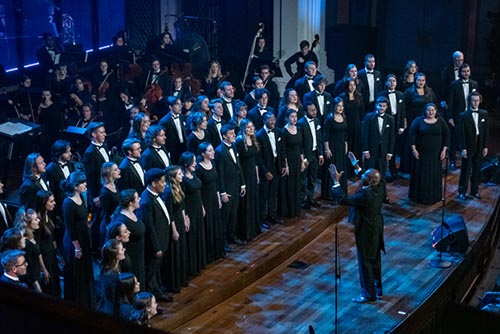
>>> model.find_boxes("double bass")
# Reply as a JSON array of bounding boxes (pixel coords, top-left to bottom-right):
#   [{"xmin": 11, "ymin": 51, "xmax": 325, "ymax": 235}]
[{"xmin": 241, "ymin": 23, "xmax": 264, "ymax": 92}]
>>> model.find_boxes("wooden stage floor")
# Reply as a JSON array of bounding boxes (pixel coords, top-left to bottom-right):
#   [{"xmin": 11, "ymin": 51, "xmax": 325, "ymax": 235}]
[{"xmin": 150, "ymin": 168, "xmax": 500, "ymax": 334}]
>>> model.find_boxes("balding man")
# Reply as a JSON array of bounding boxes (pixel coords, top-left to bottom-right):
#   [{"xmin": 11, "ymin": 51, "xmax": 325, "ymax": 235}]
[{"xmin": 330, "ymin": 159, "xmax": 385, "ymax": 304}]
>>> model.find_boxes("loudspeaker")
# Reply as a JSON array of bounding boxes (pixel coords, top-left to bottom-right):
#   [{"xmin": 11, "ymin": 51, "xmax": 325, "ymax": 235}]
[{"xmin": 431, "ymin": 215, "xmax": 469, "ymax": 253}]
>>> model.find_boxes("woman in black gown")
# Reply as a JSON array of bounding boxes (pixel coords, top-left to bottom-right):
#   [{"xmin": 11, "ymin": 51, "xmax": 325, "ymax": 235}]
[
  {"xmin": 98, "ymin": 238, "xmax": 127, "ymax": 317},
  {"xmin": 401, "ymin": 72, "xmax": 438, "ymax": 173},
  {"xmin": 323, "ymin": 97, "xmax": 349, "ymax": 195},
  {"xmin": 408, "ymin": 103, "xmax": 450, "ymax": 204},
  {"xmin": 162, "ymin": 166, "xmax": 189, "ymax": 293},
  {"xmin": 281, "ymin": 109, "xmax": 306, "ymax": 218},
  {"xmin": 235, "ymin": 118, "xmax": 261, "ymax": 241},
  {"xmin": 277, "ymin": 88, "xmax": 303, "ymax": 129},
  {"xmin": 202, "ymin": 61, "xmax": 225, "ymax": 100},
  {"xmin": 61, "ymin": 171, "xmax": 96, "ymax": 310},
  {"xmin": 195, "ymin": 142, "xmax": 223, "ymax": 263},
  {"xmin": 99, "ymin": 162, "xmax": 121, "ymax": 250},
  {"xmin": 338, "ymin": 77, "xmax": 364, "ymax": 173},
  {"xmin": 109, "ymin": 189, "xmax": 146, "ymax": 289},
  {"xmin": 400, "ymin": 60, "xmax": 419, "ymax": 92},
  {"xmin": 186, "ymin": 112, "xmax": 210, "ymax": 153},
  {"xmin": 179, "ymin": 152, "xmax": 206, "ymax": 277},
  {"xmin": 35, "ymin": 190, "xmax": 61, "ymax": 297},
  {"xmin": 228, "ymin": 101, "xmax": 248, "ymax": 136}
]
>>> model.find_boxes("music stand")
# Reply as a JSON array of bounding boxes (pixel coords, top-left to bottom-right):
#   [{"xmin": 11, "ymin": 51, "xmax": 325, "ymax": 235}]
[{"xmin": 429, "ymin": 154, "xmax": 452, "ymax": 268}]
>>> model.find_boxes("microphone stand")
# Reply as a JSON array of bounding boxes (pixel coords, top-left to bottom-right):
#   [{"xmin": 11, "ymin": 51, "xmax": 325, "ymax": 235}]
[
  {"xmin": 334, "ymin": 220, "xmax": 340, "ymax": 334},
  {"xmin": 430, "ymin": 153, "xmax": 452, "ymax": 268}
]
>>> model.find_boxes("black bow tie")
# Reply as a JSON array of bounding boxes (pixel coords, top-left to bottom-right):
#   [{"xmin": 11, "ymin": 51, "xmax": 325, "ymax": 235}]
[
  {"xmin": 308, "ymin": 118, "xmax": 315, "ymax": 123},
  {"xmin": 152, "ymin": 193, "xmax": 159, "ymax": 199},
  {"xmin": 306, "ymin": 76, "xmax": 314, "ymax": 80},
  {"xmin": 214, "ymin": 120, "xmax": 222, "ymax": 124},
  {"xmin": 153, "ymin": 146, "xmax": 162, "ymax": 152},
  {"xmin": 59, "ymin": 162, "xmax": 68, "ymax": 168},
  {"xmin": 316, "ymin": 92, "xmax": 324, "ymax": 96},
  {"xmin": 267, "ymin": 129, "xmax": 273, "ymax": 134},
  {"xmin": 462, "ymin": 81, "xmax": 469, "ymax": 84},
  {"xmin": 129, "ymin": 159, "xmax": 139, "ymax": 164},
  {"xmin": 388, "ymin": 91, "xmax": 395, "ymax": 94},
  {"xmin": 172, "ymin": 115, "xmax": 179, "ymax": 120},
  {"xmin": 472, "ymin": 110, "xmax": 478, "ymax": 113},
  {"xmin": 378, "ymin": 114, "xmax": 385, "ymax": 118},
  {"xmin": 259, "ymin": 107, "xmax": 267, "ymax": 111},
  {"xmin": 366, "ymin": 70, "xmax": 374, "ymax": 74},
  {"xmin": 94, "ymin": 144, "xmax": 104, "ymax": 150}
]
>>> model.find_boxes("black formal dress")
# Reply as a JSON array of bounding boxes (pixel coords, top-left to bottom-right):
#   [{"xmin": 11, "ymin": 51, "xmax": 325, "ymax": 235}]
[
  {"xmin": 339, "ymin": 93, "xmax": 364, "ymax": 175},
  {"xmin": 37, "ymin": 216, "xmax": 61, "ymax": 297},
  {"xmin": 183, "ymin": 174, "xmax": 206, "ymax": 277},
  {"xmin": 45, "ymin": 161, "xmax": 75, "ymax": 234},
  {"xmin": 186, "ymin": 130, "xmax": 211, "ymax": 154},
  {"xmin": 282, "ymin": 126, "xmax": 304, "ymax": 218},
  {"xmin": 323, "ymin": 114, "xmax": 348, "ymax": 194},
  {"xmin": 332, "ymin": 182, "xmax": 385, "ymax": 301},
  {"xmin": 235, "ymin": 137, "xmax": 260, "ymax": 241},
  {"xmin": 408, "ymin": 116, "xmax": 450, "ymax": 204},
  {"xmin": 113, "ymin": 213, "xmax": 146, "ymax": 289},
  {"xmin": 24, "ymin": 238, "xmax": 42, "ymax": 292},
  {"xmin": 98, "ymin": 186, "xmax": 119, "ymax": 247},
  {"xmin": 400, "ymin": 86, "xmax": 437, "ymax": 172},
  {"xmin": 195, "ymin": 161, "xmax": 224, "ymax": 263},
  {"xmin": 162, "ymin": 186, "xmax": 188, "ymax": 293},
  {"xmin": 62, "ymin": 196, "xmax": 95, "ymax": 310}
]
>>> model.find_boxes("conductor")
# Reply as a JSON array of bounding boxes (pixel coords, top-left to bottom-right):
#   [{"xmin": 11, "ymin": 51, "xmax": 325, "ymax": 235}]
[{"xmin": 330, "ymin": 155, "xmax": 385, "ymax": 304}]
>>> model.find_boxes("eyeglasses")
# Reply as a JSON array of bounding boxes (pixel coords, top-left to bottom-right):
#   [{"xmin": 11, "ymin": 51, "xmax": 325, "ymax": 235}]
[{"xmin": 15, "ymin": 261, "xmax": 28, "ymax": 267}]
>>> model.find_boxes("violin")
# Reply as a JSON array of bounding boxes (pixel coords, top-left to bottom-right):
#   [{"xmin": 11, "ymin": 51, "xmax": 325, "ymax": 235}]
[{"xmin": 97, "ymin": 69, "xmax": 114, "ymax": 101}]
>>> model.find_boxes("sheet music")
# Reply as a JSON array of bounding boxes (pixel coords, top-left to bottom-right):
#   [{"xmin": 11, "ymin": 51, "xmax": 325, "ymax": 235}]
[{"xmin": 0, "ymin": 121, "xmax": 33, "ymax": 136}]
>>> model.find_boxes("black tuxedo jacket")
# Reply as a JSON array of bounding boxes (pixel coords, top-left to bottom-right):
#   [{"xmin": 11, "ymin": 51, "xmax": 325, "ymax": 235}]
[
  {"xmin": 303, "ymin": 90, "xmax": 334, "ymax": 126},
  {"xmin": 207, "ymin": 118, "xmax": 226, "ymax": 148},
  {"xmin": 294, "ymin": 75, "xmax": 316, "ymax": 102},
  {"xmin": 215, "ymin": 142, "xmax": 246, "ymax": 196},
  {"xmin": 361, "ymin": 112, "xmax": 395, "ymax": 158},
  {"xmin": 140, "ymin": 145, "xmax": 171, "ymax": 171},
  {"xmin": 297, "ymin": 116, "xmax": 324, "ymax": 161},
  {"xmin": 447, "ymin": 79, "xmax": 479, "ymax": 122},
  {"xmin": 220, "ymin": 98, "xmax": 237, "ymax": 122},
  {"xmin": 35, "ymin": 46, "xmax": 62, "ymax": 72},
  {"xmin": 82, "ymin": 143, "xmax": 109, "ymax": 201},
  {"xmin": 457, "ymin": 109, "xmax": 489, "ymax": 155},
  {"xmin": 440, "ymin": 64, "xmax": 458, "ymax": 102},
  {"xmin": 45, "ymin": 161, "xmax": 76, "ymax": 217},
  {"xmin": 256, "ymin": 127, "xmax": 283, "ymax": 177},
  {"xmin": 333, "ymin": 183, "xmax": 385, "ymax": 258},
  {"xmin": 358, "ymin": 69, "xmax": 383, "ymax": 108},
  {"xmin": 19, "ymin": 176, "xmax": 49, "ymax": 209},
  {"xmin": 158, "ymin": 112, "xmax": 187, "ymax": 164},
  {"xmin": 377, "ymin": 90, "xmax": 406, "ymax": 130},
  {"xmin": 247, "ymin": 106, "xmax": 275, "ymax": 130},
  {"xmin": 117, "ymin": 158, "xmax": 146, "ymax": 194},
  {"xmin": 138, "ymin": 190, "xmax": 171, "ymax": 257},
  {"xmin": 144, "ymin": 70, "xmax": 173, "ymax": 97},
  {"xmin": 263, "ymin": 78, "xmax": 280, "ymax": 112}
]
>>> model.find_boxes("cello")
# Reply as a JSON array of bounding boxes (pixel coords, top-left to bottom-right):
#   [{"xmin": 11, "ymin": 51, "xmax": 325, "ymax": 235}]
[{"xmin": 241, "ymin": 22, "xmax": 264, "ymax": 93}]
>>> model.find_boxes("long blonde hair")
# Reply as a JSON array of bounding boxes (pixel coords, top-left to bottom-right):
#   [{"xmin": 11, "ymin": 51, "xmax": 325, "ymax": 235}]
[{"xmin": 166, "ymin": 166, "xmax": 185, "ymax": 203}]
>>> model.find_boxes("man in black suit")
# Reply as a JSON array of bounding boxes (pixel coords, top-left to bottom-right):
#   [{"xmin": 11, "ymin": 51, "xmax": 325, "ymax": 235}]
[
  {"xmin": 259, "ymin": 64, "xmax": 280, "ymax": 112},
  {"xmin": 158, "ymin": 96, "xmax": 187, "ymax": 164},
  {"xmin": 117, "ymin": 138, "xmax": 146, "ymax": 194},
  {"xmin": 207, "ymin": 99, "xmax": 226, "ymax": 148},
  {"xmin": 45, "ymin": 140, "xmax": 75, "ymax": 233},
  {"xmin": 358, "ymin": 54, "xmax": 383, "ymax": 113},
  {"xmin": 138, "ymin": 168, "xmax": 174, "ymax": 302},
  {"xmin": 441, "ymin": 50, "xmax": 464, "ymax": 107},
  {"xmin": 284, "ymin": 40, "xmax": 319, "ymax": 90},
  {"xmin": 457, "ymin": 92, "xmax": 489, "ymax": 200},
  {"xmin": 330, "ymin": 163, "xmax": 385, "ymax": 304},
  {"xmin": 247, "ymin": 88, "xmax": 274, "ymax": 131},
  {"xmin": 256, "ymin": 112, "xmax": 284, "ymax": 227},
  {"xmin": 219, "ymin": 81, "xmax": 237, "ymax": 122},
  {"xmin": 81, "ymin": 122, "xmax": 110, "ymax": 258},
  {"xmin": 35, "ymin": 33, "xmax": 62, "ymax": 73},
  {"xmin": 0, "ymin": 249, "xmax": 29, "ymax": 289},
  {"xmin": 140, "ymin": 58, "xmax": 173, "ymax": 121},
  {"xmin": 297, "ymin": 101, "xmax": 324, "ymax": 209},
  {"xmin": 294, "ymin": 61, "xmax": 318, "ymax": 103},
  {"xmin": 376, "ymin": 75, "xmax": 406, "ymax": 180},
  {"xmin": 140, "ymin": 124, "xmax": 171, "ymax": 171},
  {"xmin": 447, "ymin": 63, "xmax": 479, "ymax": 171},
  {"xmin": 19, "ymin": 153, "xmax": 50, "ymax": 209},
  {"xmin": 0, "ymin": 180, "xmax": 13, "ymax": 237},
  {"xmin": 361, "ymin": 97, "xmax": 395, "ymax": 204},
  {"xmin": 303, "ymin": 74, "xmax": 333, "ymax": 127},
  {"xmin": 215, "ymin": 124, "xmax": 246, "ymax": 252}
]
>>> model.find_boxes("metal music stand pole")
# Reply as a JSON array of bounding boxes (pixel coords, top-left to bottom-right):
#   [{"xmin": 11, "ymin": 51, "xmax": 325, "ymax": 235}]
[
  {"xmin": 430, "ymin": 153, "xmax": 452, "ymax": 268},
  {"xmin": 334, "ymin": 221, "xmax": 340, "ymax": 334}
]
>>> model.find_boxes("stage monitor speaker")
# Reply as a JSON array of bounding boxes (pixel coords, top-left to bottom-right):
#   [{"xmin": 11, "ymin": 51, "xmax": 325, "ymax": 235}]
[{"xmin": 431, "ymin": 215, "xmax": 469, "ymax": 253}]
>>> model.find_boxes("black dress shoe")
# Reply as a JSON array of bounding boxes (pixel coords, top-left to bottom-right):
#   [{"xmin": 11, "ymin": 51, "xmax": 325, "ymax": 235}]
[
  {"xmin": 449, "ymin": 162, "xmax": 456, "ymax": 171},
  {"xmin": 471, "ymin": 193, "xmax": 482, "ymax": 199},
  {"xmin": 458, "ymin": 193, "xmax": 468, "ymax": 201},
  {"xmin": 310, "ymin": 199, "xmax": 321, "ymax": 207},
  {"xmin": 261, "ymin": 222, "xmax": 270, "ymax": 229},
  {"xmin": 382, "ymin": 197, "xmax": 391, "ymax": 204},
  {"xmin": 352, "ymin": 295, "xmax": 376, "ymax": 304}
]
